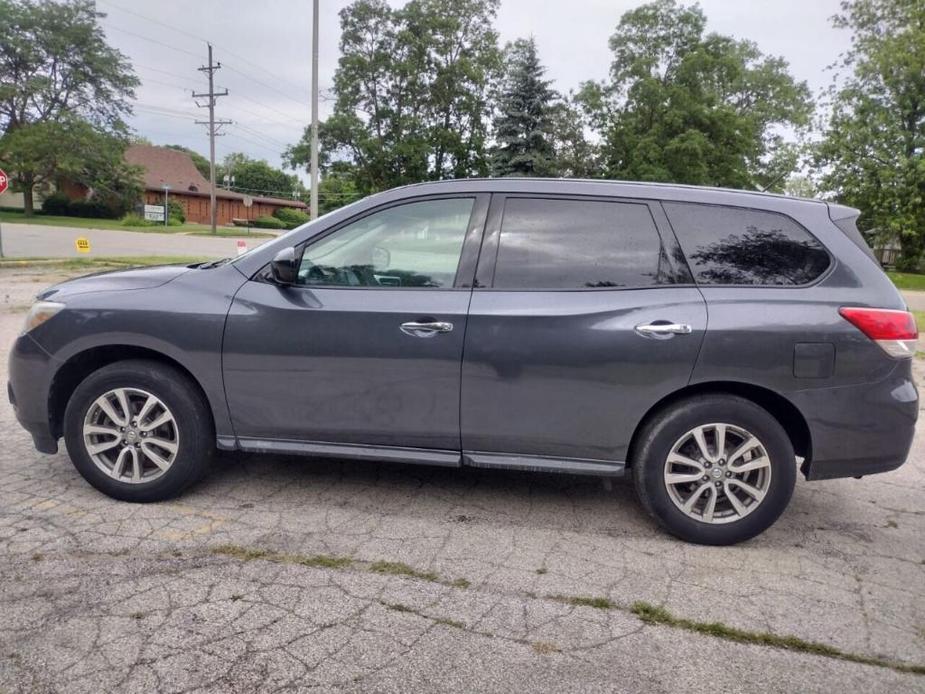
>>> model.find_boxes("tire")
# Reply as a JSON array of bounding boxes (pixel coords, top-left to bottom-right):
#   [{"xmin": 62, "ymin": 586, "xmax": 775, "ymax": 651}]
[
  {"xmin": 632, "ymin": 394, "xmax": 796, "ymax": 545},
  {"xmin": 63, "ymin": 359, "xmax": 213, "ymax": 502}
]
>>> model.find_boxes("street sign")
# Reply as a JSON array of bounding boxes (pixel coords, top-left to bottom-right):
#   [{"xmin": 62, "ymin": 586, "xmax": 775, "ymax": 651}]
[
  {"xmin": 0, "ymin": 168, "xmax": 8, "ymax": 195},
  {"xmin": 75, "ymin": 237, "xmax": 90, "ymax": 253},
  {"xmin": 144, "ymin": 204, "xmax": 165, "ymax": 222},
  {"xmin": 236, "ymin": 239, "xmax": 248, "ymax": 256},
  {"xmin": 242, "ymin": 195, "xmax": 253, "ymax": 208}
]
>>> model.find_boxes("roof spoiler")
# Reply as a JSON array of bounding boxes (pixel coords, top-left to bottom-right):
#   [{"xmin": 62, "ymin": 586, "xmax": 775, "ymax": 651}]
[{"xmin": 827, "ymin": 203, "xmax": 877, "ymax": 262}]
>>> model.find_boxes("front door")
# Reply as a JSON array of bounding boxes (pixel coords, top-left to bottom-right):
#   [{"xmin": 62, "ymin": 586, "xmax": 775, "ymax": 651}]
[
  {"xmin": 223, "ymin": 195, "xmax": 488, "ymax": 453},
  {"xmin": 461, "ymin": 195, "xmax": 707, "ymax": 466}
]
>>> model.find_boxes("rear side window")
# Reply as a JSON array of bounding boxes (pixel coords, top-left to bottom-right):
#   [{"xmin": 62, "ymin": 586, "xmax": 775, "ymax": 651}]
[
  {"xmin": 492, "ymin": 198, "xmax": 665, "ymax": 289},
  {"xmin": 664, "ymin": 202, "xmax": 830, "ymax": 286}
]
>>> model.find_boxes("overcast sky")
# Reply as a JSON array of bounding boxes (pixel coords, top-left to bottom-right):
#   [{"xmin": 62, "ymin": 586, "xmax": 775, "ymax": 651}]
[{"xmin": 97, "ymin": 0, "xmax": 851, "ymax": 191}]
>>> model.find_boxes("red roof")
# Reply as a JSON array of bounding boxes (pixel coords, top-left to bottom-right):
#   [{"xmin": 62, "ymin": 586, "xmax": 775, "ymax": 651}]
[{"xmin": 124, "ymin": 145, "xmax": 306, "ymax": 208}]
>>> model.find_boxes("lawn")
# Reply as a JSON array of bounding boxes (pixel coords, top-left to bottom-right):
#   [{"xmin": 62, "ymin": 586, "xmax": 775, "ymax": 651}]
[
  {"xmin": 188, "ymin": 229, "xmax": 275, "ymax": 238},
  {"xmin": 886, "ymin": 271, "xmax": 925, "ymax": 291},
  {"xmin": 0, "ymin": 255, "xmax": 210, "ymax": 271},
  {"xmin": 0, "ymin": 209, "xmax": 237, "ymax": 235}
]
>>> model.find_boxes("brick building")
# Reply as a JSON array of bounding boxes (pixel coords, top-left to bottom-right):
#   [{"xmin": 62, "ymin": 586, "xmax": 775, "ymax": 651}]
[{"xmin": 125, "ymin": 145, "xmax": 306, "ymax": 225}]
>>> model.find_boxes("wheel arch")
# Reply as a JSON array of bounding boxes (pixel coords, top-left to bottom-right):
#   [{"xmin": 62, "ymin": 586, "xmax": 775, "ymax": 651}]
[
  {"xmin": 626, "ymin": 381, "xmax": 812, "ymax": 467},
  {"xmin": 48, "ymin": 345, "xmax": 214, "ymax": 440}
]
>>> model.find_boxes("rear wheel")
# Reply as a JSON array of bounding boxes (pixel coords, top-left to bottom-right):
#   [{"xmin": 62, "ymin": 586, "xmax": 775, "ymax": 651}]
[
  {"xmin": 64, "ymin": 360, "xmax": 213, "ymax": 502},
  {"xmin": 632, "ymin": 395, "xmax": 796, "ymax": 545}
]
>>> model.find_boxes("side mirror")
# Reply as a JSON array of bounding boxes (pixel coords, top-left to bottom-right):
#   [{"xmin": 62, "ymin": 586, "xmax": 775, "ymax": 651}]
[{"xmin": 270, "ymin": 246, "xmax": 299, "ymax": 285}]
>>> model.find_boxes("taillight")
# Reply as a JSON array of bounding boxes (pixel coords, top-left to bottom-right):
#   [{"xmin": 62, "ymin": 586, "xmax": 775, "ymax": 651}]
[{"xmin": 839, "ymin": 307, "xmax": 918, "ymax": 358}]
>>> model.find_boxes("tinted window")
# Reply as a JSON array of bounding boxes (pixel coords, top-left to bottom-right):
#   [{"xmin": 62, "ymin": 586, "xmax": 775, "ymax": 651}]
[
  {"xmin": 298, "ymin": 198, "xmax": 473, "ymax": 288},
  {"xmin": 492, "ymin": 198, "xmax": 664, "ymax": 289},
  {"xmin": 664, "ymin": 202, "xmax": 830, "ymax": 286}
]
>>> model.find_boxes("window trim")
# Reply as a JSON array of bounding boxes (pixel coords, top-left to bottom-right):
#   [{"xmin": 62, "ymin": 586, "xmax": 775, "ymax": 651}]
[
  {"xmin": 660, "ymin": 200, "xmax": 835, "ymax": 290},
  {"xmin": 474, "ymin": 193, "xmax": 693, "ymax": 292},
  {"xmin": 256, "ymin": 193, "xmax": 490, "ymax": 291}
]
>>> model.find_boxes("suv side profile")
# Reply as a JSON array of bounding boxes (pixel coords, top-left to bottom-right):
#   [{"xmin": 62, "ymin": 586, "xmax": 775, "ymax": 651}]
[{"xmin": 9, "ymin": 179, "xmax": 918, "ymax": 545}]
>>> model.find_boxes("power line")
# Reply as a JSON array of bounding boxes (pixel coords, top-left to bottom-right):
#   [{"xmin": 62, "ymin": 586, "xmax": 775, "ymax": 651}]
[
  {"xmin": 99, "ymin": 0, "xmax": 312, "ymax": 106},
  {"xmin": 104, "ymin": 22, "xmax": 202, "ymax": 58}
]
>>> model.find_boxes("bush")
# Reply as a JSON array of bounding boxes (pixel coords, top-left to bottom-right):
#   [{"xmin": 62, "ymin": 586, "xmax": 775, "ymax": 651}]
[
  {"xmin": 253, "ymin": 215, "xmax": 286, "ymax": 229},
  {"xmin": 121, "ymin": 213, "xmax": 154, "ymax": 227},
  {"xmin": 167, "ymin": 199, "xmax": 185, "ymax": 223},
  {"xmin": 273, "ymin": 207, "xmax": 310, "ymax": 229},
  {"xmin": 41, "ymin": 193, "xmax": 71, "ymax": 216}
]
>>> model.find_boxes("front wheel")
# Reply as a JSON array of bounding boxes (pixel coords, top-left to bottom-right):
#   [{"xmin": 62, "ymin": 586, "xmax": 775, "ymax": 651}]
[
  {"xmin": 632, "ymin": 395, "xmax": 796, "ymax": 545},
  {"xmin": 63, "ymin": 359, "xmax": 213, "ymax": 502}
]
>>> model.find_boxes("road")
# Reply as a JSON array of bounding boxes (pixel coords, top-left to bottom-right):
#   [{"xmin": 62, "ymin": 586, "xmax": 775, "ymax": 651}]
[
  {"xmin": 0, "ymin": 221, "xmax": 274, "ymax": 259},
  {"xmin": 0, "ymin": 268, "xmax": 923, "ymax": 693}
]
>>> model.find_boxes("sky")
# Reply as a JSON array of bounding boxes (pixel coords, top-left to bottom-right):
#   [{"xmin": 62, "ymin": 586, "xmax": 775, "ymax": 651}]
[{"xmin": 97, "ymin": 0, "xmax": 852, "ymax": 192}]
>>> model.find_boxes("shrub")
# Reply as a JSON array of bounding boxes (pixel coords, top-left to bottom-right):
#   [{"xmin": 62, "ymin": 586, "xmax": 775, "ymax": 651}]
[
  {"xmin": 41, "ymin": 193, "xmax": 71, "ymax": 216},
  {"xmin": 121, "ymin": 213, "xmax": 154, "ymax": 227},
  {"xmin": 167, "ymin": 199, "xmax": 185, "ymax": 223},
  {"xmin": 273, "ymin": 207, "xmax": 310, "ymax": 229},
  {"xmin": 253, "ymin": 215, "xmax": 286, "ymax": 229}
]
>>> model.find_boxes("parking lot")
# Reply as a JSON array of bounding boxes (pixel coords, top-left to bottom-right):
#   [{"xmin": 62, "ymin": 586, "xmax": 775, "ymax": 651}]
[{"xmin": 0, "ymin": 267, "xmax": 923, "ymax": 693}]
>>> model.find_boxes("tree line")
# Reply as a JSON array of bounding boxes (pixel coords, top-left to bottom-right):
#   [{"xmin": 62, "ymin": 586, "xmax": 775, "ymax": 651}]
[{"xmin": 0, "ymin": 0, "xmax": 922, "ymax": 269}]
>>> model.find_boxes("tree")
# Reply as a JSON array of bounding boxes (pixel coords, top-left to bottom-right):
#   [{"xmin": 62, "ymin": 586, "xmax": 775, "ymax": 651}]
[
  {"xmin": 816, "ymin": 0, "xmax": 925, "ymax": 270},
  {"xmin": 0, "ymin": 117, "xmax": 141, "ymax": 214},
  {"xmin": 0, "ymin": 0, "xmax": 138, "ymax": 213},
  {"xmin": 577, "ymin": 0, "xmax": 812, "ymax": 189},
  {"xmin": 490, "ymin": 38, "xmax": 558, "ymax": 177},
  {"xmin": 285, "ymin": 0, "xmax": 501, "ymax": 196},
  {"xmin": 221, "ymin": 153, "xmax": 303, "ymax": 199}
]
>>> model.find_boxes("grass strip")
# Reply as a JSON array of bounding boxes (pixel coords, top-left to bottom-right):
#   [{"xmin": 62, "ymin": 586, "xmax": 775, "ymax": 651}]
[{"xmin": 631, "ymin": 601, "xmax": 925, "ymax": 676}]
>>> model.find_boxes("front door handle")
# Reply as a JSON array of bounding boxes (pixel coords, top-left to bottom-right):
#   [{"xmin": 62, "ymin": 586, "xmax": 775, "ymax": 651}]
[
  {"xmin": 400, "ymin": 321, "xmax": 454, "ymax": 338},
  {"xmin": 635, "ymin": 322, "xmax": 693, "ymax": 338}
]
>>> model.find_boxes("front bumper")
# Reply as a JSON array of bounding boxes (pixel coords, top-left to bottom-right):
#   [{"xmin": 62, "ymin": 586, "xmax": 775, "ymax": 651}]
[
  {"xmin": 793, "ymin": 361, "xmax": 917, "ymax": 481},
  {"xmin": 8, "ymin": 332, "xmax": 58, "ymax": 454}
]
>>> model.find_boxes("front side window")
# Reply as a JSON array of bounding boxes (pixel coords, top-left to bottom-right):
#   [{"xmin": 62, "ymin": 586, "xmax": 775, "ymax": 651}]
[
  {"xmin": 663, "ymin": 202, "xmax": 831, "ymax": 286},
  {"xmin": 297, "ymin": 198, "xmax": 474, "ymax": 288},
  {"xmin": 492, "ymin": 198, "xmax": 666, "ymax": 289}
]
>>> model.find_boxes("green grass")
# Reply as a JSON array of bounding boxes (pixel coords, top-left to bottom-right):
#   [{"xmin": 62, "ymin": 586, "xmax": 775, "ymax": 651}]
[
  {"xmin": 210, "ymin": 544, "xmax": 353, "ymax": 570},
  {"xmin": 0, "ymin": 209, "xmax": 231, "ymax": 234},
  {"xmin": 0, "ymin": 255, "xmax": 210, "ymax": 271},
  {"xmin": 188, "ymin": 229, "xmax": 275, "ymax": 238},
  {"xmin": 886, "ymin": 271, "xmax": 925, "ymax": 291},
  {"xmin": 631, "ymin": 601, "xmax": 925, "ymax": 675},
  {"xmin": 368, "ymin": 560, "xmax": 440, "ymax": 582},
  {"xmin": 550, "ymin": 594, "xmax": 616, "ymax": 610}
]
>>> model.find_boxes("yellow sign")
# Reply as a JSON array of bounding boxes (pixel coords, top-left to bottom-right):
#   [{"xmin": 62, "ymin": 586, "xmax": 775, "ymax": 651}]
[{"xmin": 75, "ymin": 237, "xmax": 90, "ymax": 253}]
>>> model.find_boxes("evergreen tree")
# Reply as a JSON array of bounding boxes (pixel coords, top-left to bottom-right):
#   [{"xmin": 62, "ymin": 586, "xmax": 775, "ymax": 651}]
[{"xmin": 490, "ymin": 38, "xmax": 558, "ymax": 177}]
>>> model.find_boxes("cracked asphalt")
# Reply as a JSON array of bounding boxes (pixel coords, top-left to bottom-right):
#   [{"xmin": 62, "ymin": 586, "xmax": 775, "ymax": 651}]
[{"xmin": 1, "ymin": 267, "xmax": 923, "ymax": 693}]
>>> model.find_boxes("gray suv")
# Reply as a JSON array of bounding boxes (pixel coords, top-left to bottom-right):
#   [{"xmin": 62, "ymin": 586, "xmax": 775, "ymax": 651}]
[{"xmin": 8, "ymin": 179, "xmax": 918, "ymax": 545}]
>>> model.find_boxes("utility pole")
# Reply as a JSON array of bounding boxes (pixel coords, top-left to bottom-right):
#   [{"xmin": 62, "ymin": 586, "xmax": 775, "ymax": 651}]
[
  {"xmin": 310, "ymin": 0, "xmax": 319, "ymax": 220},
  {"xmin": 193, "ymin": 43, "xmax": 230, "ymax": 234}
]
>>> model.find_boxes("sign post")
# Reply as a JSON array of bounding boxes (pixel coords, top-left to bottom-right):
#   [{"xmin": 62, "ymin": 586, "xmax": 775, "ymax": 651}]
[
  {"xmin": 162, "ymin": 184, "xmax": 171, "ymax": 227},
  {"xmin": 242, "ymin": 195, "xmax": 253, "ymax": 235},
  {"xmin": 0, "ymin": 168, "xmax": 8, "ymax": 258}
]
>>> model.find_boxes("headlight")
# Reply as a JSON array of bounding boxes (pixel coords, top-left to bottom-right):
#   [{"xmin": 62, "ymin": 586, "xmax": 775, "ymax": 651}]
[{"xmin": 23, "ymin": 301, "xmax": 65, "ymax": 334}]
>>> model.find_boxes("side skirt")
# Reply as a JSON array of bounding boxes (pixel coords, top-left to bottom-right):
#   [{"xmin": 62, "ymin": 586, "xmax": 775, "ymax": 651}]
[
  {"xmin": 463, "ymin": 451, "xmax": 626, "ymax": 477},
  {"xmin": 228, "ymin": 437, "xmax": 626, "ymax": 477}
]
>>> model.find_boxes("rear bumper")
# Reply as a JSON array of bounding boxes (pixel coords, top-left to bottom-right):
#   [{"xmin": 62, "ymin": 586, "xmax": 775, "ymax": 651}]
[
  {"xmin": 793, "ymin": 361, "xmax": 917, "ymax": 480},
  {"xmin": 8, "ymin": 332, "xmax": 58, "ymax": 454}
]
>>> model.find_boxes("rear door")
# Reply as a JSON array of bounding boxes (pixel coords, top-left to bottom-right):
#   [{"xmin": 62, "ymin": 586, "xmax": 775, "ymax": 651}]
[
  {"xmin": 223, "ymin": 195, "xmax": 488, "ymax": 453},
  {"xmin": 460, "ymin": 195, "xmax": 707, "ymax": 466}
]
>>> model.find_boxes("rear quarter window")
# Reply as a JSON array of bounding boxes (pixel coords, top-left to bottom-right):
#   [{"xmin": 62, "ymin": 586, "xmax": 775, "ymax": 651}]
[{"xmin": 663, "ymin": 202, "xmax": 830, "ymax": 286}]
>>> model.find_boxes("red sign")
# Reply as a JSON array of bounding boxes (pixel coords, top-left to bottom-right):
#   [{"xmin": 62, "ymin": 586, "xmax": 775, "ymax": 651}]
[{"xmin": 0, "ymin": 169, "xmax": 8, "ymax": 195}]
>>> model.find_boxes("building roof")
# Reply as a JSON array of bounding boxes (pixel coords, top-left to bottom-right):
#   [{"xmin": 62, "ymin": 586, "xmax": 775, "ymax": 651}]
[{"xmin": 124, "ymin": 144, "xmax": 306, "ymax": 208}]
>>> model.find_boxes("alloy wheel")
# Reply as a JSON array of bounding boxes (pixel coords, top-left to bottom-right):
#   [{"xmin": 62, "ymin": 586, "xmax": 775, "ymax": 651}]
[
  {"xmin": 663, "ymin": 423, "xmax": 772, "ymax": 524},
  {"xmin": 82, "ymin": 387, "xmax": 180, "ymax": 484}
]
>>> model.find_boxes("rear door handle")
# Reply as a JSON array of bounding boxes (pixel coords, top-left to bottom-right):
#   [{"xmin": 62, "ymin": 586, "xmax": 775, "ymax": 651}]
[
  {"xmin": 635, "ymin": 322, "xmax": 693, "ymax": 338},
  {"xmin": 400, "ymin": 321, "xmax": 454, "ymax": 338}
]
